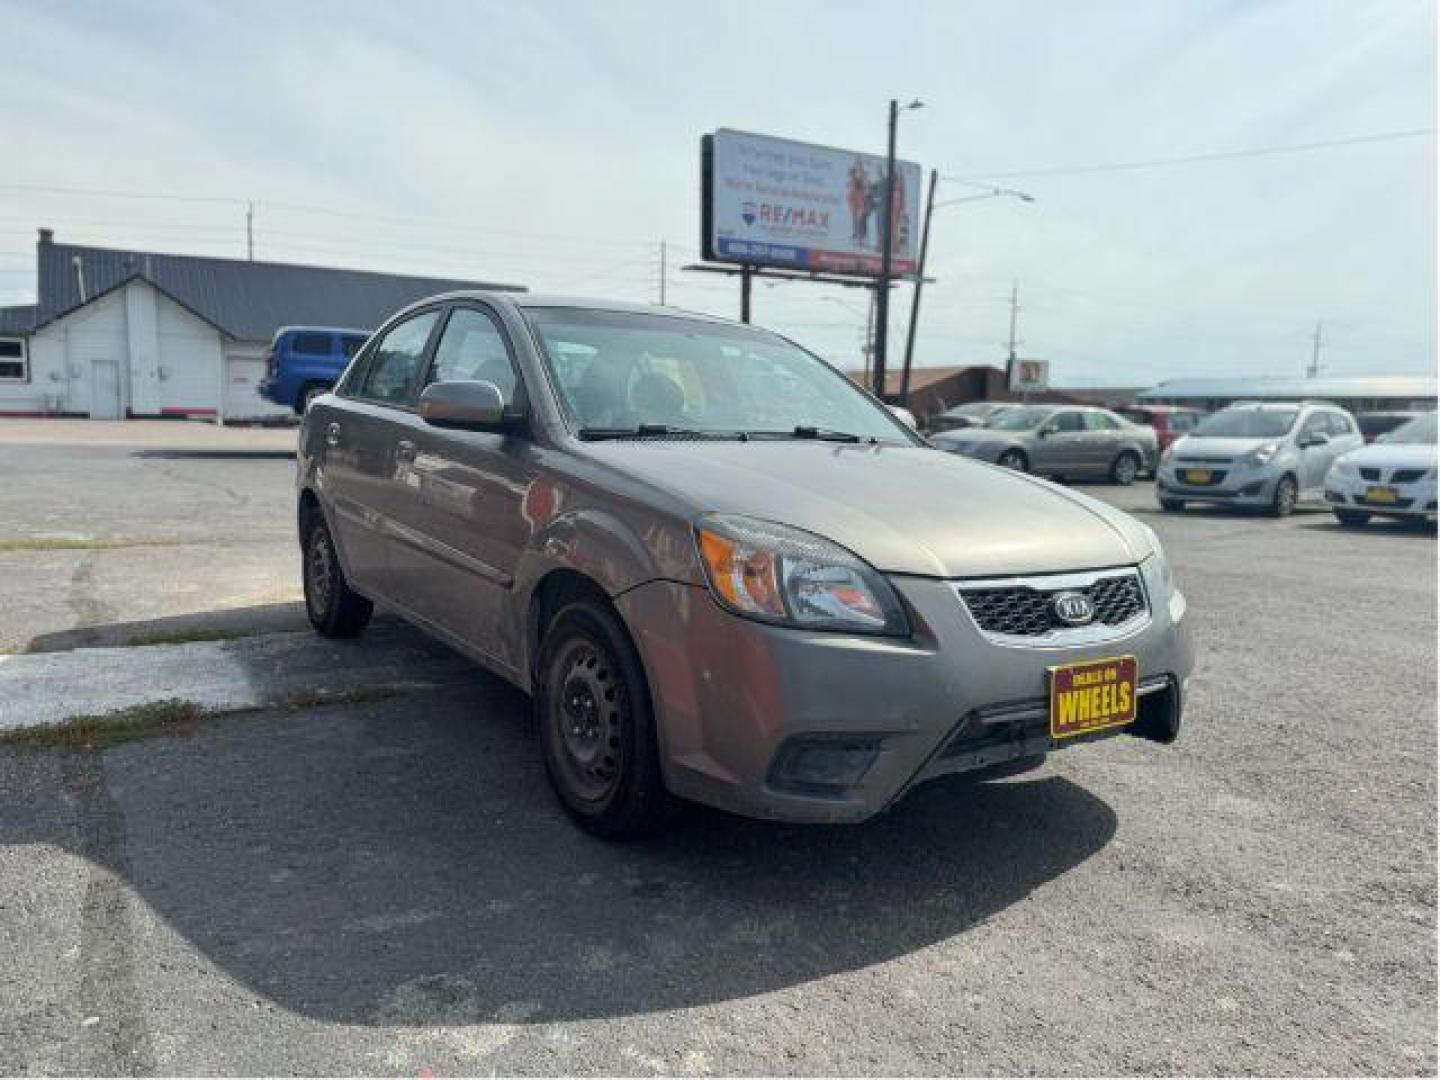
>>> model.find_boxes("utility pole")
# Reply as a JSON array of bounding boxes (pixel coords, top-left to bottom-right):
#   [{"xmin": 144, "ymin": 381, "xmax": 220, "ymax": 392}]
[
  {"xmin": 872, "ymin": 98, "xmax": 899, "ymax": 400},
  {"xmin": 899, "ymin": 168, "xmax": 938, "ymax": 406},
  {"xmin": 659, "ymin": 240, "xmax": 667, "ymax": 306},
  {"xmin": 246, "ymin": 202, "xmax": 254, "ymax": 261},
  {"xmin": 1005, "ymin": 280, "xmax": 1021, "ymax": 395},
  {"xmin": 863, "ymin": 286, "xmax": 876, "ymax": 386},
  {"xmin": 1307, "ymin": 321, "xmax": 1322, "ymax": 378}
]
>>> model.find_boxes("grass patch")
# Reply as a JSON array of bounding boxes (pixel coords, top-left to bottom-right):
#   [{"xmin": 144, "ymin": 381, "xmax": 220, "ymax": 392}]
[
  {"xmin": 0, "ymin": 537, "xmax": 181, "ymax": 553},
  {"xmin": 124, "ymin": 628, "xmax": 254, "ymax": 647},
  {"xmin": 2, "ymin": 699, "xmax": 211, "ymax": 750}
]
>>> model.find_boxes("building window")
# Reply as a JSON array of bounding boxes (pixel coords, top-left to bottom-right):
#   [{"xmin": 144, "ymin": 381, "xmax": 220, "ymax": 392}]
[{"xmin": 0, "ymin": 338, "xmax": 26, "ymax": 381}]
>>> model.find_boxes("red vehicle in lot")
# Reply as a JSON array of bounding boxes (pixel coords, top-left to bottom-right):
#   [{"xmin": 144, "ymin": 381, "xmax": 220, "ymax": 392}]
[{"xmin": 1118, "ymin": 405, "xmax": 1206, "ymax": 454}]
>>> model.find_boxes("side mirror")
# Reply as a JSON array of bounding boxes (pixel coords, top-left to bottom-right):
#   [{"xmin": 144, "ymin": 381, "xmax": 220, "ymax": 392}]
[
  {"xmin": 1038, "ymin": 425, "xmax": 1056, "ymax": 438},
  {"xmin": 419, "ymin": 380, "xmax": 511, "ymax": 431},
  {"xmin": 888, "ymin": 404, "xmax": 918, "ymax": 430},
  {"xmin": 1299, "ymin": 431, "xmax": 1330, "ymax": 449}
]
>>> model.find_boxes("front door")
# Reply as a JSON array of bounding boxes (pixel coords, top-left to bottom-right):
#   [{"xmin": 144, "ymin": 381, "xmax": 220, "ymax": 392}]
[
  {"xmin": 1296, "ymin": 412, "xmax": 1337, "ymax": 492},
  {"xmin": 384, "ymin": 304, "xmax": 537, "ymax": 673}
]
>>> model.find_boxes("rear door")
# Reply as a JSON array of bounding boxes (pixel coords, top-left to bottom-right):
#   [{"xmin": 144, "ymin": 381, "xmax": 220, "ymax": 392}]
[
  {"xmin": 1084, "ymin": 410, "xmax": 1126, "ymax": 472},
  {"xmin": 382, "ymin": 303, "xmax": 539, "ymax": 673},
  {"xmin": 317, "ymin": 308, "xmax": 444, "ymax": 598}
]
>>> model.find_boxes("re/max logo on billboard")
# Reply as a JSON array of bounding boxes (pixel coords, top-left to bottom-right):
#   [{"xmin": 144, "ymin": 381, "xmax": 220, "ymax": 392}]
[{"xmin": 753, "ymin": 204, "xmax": 829, "ymax": 230}]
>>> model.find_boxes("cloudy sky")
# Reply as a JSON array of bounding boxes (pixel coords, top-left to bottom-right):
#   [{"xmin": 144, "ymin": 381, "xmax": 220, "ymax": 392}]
[{"xmin": 2, "ymin": 0, "xmax": 1434, "ymax": 385}]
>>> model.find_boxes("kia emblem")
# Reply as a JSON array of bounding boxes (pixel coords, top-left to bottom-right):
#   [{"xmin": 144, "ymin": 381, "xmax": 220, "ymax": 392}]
[{"xmin": 1052, "ymin": 591, "xmax": 1095, "ymax": 627}]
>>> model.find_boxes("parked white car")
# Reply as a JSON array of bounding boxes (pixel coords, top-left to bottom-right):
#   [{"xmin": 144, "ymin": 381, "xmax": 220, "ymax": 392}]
[{"xmin": 1324, "ymin": 412, "xmax": 1437, "ymax": 526}]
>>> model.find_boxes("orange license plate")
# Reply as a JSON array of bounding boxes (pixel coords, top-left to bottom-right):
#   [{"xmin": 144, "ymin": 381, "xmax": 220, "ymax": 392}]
[
  {"xmin": 1050, "ymin": 656, "xmax": 1139, "ymax": 740},
  {"xmin": 1364, "ymin": 485, "xmax": 1399, "ymax": 505},
  {"xmin": 1182, "ymin": 468, "xmax": 1213, "ymax": 484}
]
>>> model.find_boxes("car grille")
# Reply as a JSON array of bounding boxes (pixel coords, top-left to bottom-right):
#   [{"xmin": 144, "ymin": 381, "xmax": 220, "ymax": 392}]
[
  {"xmin": 1391, "ymin": 468, "xmax": 1428, "ymax": 484},
  {"xmin": 958, "ymin": 571, "xmax": 1146, "ymax": 639},
  {"xmin": 1360, "ymin": 467, "xmax": 1381, "ymax": 481},
  {"xmin": 1175, "ymin": 455, "xmax": 1233, "ymax": 465}
]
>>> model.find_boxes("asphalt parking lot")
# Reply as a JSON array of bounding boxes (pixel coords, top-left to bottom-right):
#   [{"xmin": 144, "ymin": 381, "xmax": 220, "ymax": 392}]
[{"xmin": 0, "ymin": 421, "xmax": 1434, "ymax": 1075}]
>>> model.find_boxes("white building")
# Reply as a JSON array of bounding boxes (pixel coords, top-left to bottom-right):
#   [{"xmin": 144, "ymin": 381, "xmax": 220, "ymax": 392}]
[{"xmin": 0, "ymin": 229, "xmax": 522, "ymax": 420}]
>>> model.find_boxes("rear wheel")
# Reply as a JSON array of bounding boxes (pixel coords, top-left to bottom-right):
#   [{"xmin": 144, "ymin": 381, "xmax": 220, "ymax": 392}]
[
  {"xmin": 997, "ymin": 448, "xmax": 1028, "ymax": 473},
  {"xmin": 535, "ymin": 600, "xmax": 669, "ymax": 839},
  {"xmin": 302, "ymin": 513, "xmax": 372, "ymax": 638},
  {"xmin": 1269, "ymin": 474, "xmax": 1299, "ymax": 517},
  {"xmin": 1334, "ymin": 509, "xmax": 1371, "ymax": 527},
  {"xmin": 1110, "ymin": 450, "xmax": 1141, "ymax": 486},
  {"xmin": 1159, "ymin": 498, "xmax": 1185, "ymax": 512}
]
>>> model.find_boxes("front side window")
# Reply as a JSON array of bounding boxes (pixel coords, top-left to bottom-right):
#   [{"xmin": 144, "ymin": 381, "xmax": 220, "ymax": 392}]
[
  {"xmin": 1050, "ymin": 411, "xmax": 1085, "ymax": 433},
  {"xmin": 522, "ymin": 307, "xmax": 916, "ymax": 443},
  {"xmin": 356, "ymin": 310, "xmax": 440, "ymax": 406},
  {"xmin": 292, "ymin": 332, "xmax": 333, "ymax": 356},
  {"xmin": 1193, "ymin": 408, "xmax": 1298, "ymax": 438},
  {"xmin": 0, "ymin": 338, "xmax": 25, "ymax": 381},
  {"xmin": 428, "ymin": 308, "xmax": 518, "ymax": 403}
]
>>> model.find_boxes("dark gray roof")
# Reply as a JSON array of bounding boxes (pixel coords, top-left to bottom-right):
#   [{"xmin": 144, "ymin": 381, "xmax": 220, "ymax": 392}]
[
  {"xmin": 0, "ymin": 304, "xmax": 37, "ymax": 335},
  {"xmin": 4, "ymin": 238, "xmax": 524, "ymax": 341},
  {"xmin": 1140, "ymin": 375, "xmax": 1437, "ymax": 401}
]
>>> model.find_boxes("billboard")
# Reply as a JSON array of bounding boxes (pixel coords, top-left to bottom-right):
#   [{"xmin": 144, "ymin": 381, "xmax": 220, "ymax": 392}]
[
  {"xmin": 702, "ymin": 129, "xmax": 923, "ymax": 278},
  {"xmin": 1010, "ymin": 359, "xmax": 1050, "ymax": 392}
]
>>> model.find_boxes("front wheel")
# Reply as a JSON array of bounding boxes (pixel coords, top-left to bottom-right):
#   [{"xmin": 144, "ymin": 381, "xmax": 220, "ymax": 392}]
[
  {"xmin": 997, "ymin": 448, "xmax": 1028, "ymax": 473},
  {"xmin": 1110, "ymin": 450, "xmax": 1141, "ymax": 486},
  {"xmin": 302, "ymin": 513, "xmax": 373, "ymax": 638},
  {"xmin": 1269, "ymin": 474, "xmax": 1299, "ymax": 517},
  {"xmin": 535, "ymin": 600, "xmax": 669, "ymax": 839},
  {"xmin": 1334, "ymin": 509, "xmax": 1371, "ymax": 527}
]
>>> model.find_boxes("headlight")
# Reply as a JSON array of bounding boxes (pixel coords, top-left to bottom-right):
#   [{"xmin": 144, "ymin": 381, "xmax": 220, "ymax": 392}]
[
  {"xmin": 1138, "ymin": 525, "xmax": 1176, "ymax": 592},
  {"xmin": 1240, "ymin": 442, "xmax": 1280, "ymax": 467},
  {"xmin": 695, "ymin": 514, "xmax": 908, "ymax": 635}
]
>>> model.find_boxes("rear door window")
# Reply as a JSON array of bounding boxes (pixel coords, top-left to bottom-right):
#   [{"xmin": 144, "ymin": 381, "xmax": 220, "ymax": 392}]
[
  {"xmin": 355, "ymin": 311, "xmax": 441, "ymax": 407},
  {"xmin": 1051, "ymin": 411, "xmax": 1085, "ymax": 432},
  {"xmin": 1084, "ymin": 412, "xmax": 1120, "ymax": 431}
]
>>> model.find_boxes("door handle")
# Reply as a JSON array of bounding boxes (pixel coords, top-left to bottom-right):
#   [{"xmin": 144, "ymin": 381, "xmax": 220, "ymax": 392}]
[
  {"xmin": 325, "ymin": 422, "xmax": 341, "ymax": 448},
  {"xmin": 395, "ymin": 440, "xmax": 417, "ymax": 463}
]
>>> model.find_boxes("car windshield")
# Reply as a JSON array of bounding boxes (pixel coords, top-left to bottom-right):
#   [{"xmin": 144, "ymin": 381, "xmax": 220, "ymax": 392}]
[
  {"xmin": 987, "ymin": 406, "xmax": 1052, "ymax": 431},
  {"xmin": 1192, "ymin": 408, "xmax": 1298, "ymax": 438},
  {"xmin": 522, "ymin": 307, "xmax": 917, "ymax": 443},
  {"xmin": 1384, "ymin": 413, "xmax": 1437, "ymax": 444}
]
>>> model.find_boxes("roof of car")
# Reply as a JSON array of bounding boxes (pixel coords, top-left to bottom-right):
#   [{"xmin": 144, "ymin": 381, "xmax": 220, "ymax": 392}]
[{"xmin": 428, "ymin": 291, "xmax": 737, "ymax": 324}]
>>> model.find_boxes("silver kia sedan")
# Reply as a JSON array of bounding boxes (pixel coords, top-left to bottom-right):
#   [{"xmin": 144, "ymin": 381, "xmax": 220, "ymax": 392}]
[
  {"xmin": 931, "ymin": 404, "xmax": 1159, "ymax": 484},
  {"xmin": 297, "ymin": 294, "xmax": 1193, "ymax": 837}
]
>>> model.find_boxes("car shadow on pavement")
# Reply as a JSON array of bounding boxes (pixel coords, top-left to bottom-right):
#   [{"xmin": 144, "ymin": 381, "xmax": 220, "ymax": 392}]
[
  {"xmin": 22, "ymin": 602, "xmax": 317, "ymax": 653},
  {"xmin": 3, "ymin": 677, "xmax": 1117, "ymax": 1026},
  {"xmin": 130, "ymin": 449, "xmax": 296, "ymax": 460},
  {"xmin": 1294, "ymin": 517, "xmax": 1437, "ymax": 539}
]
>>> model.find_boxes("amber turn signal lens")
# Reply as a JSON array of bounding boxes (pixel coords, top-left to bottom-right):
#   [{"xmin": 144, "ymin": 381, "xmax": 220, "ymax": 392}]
[{"xmin": 697, "ymin": 527, "xmax": 786, "ymax": 618}]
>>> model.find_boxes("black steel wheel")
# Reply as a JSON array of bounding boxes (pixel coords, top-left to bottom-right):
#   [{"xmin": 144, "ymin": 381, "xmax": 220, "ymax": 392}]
[
  {"xmin": 302, "ymin": 513, "xmax": 373, "ymax": 638},
  {"xmin": 997, "ymin": 448, "xmax": 1028, "ymax": 473},
  {"xmin": 535, "ymin": 600, "xmax": 668, "ymax": 838}
]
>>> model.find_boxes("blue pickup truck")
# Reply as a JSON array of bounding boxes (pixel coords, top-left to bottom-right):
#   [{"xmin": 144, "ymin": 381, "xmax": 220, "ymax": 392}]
[{"xmin": 258, "ymin": 327, "xmax": 370, "ymax": 414}]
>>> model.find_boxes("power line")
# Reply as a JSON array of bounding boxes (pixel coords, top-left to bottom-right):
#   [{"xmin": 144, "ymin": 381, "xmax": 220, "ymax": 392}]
[{"xmin": 947, "ymin": 128, "xmax": 1435, "ymax": 181}]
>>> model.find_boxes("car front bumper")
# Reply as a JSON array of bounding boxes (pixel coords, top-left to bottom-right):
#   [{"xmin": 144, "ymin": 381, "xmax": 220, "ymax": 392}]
[
  {"xmin": 615, "ymin": 566, "xmax": 1193, "ymax": 824},
  {"xmin": 1325, "ymin": 473, "xmax": 1437, "ymax": 517},
  {"xmin": 1156, "ymin": 461, "xmax": 1281, "ymax": 506}
]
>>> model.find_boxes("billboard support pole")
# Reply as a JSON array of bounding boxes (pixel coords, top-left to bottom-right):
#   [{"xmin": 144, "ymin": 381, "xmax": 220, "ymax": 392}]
[
  {"xmin": 740, "ymin": 265, "xmax": 752, "ymax": 323},
  {"xmin": 899, "ymin": 168, "xmax": 937, "ymax": 407},
  {"xmin": 872, "ymin": 99, "xmax": 898, "ymax": 400}
]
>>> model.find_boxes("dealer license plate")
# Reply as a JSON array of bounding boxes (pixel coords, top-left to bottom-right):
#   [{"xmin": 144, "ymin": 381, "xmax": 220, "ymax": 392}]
[
  {"xmin": 1050, "ymin": 656, "xmax": 1139, "ymax": 740},
  {"xmin": 1364, "ymin": 485, "xmax": 1399, "ymax": 505},
  {"xmin": 1182, "ymin": 468, "xmax": 1213, "ymax": 485}
]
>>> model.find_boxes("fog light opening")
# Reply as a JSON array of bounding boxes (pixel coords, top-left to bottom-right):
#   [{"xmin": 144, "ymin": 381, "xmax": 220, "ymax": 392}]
[{"xmin": 768, "ymin": 737, "xmax": 882, "ymax": 797}]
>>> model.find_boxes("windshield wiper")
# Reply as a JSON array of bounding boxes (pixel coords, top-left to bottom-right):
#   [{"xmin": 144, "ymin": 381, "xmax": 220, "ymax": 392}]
[
  {"xmin": 578, "ymin": 424, "xmax": 728, "ymax": 441},
  {"xmin": 786, "ymin": 425, "xmax": 867, "ymax": 443}
]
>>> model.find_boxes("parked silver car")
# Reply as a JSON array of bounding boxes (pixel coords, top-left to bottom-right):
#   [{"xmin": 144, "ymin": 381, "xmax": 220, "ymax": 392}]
[
  {"xmin": 931, "ymin": 404, "xmax": 1159, "ymax": 484},
  {"xmin": 1324, "ymin": 411, "xmax": 1437, "ymax": 526},
  {"xmin": 297, "ymin": 294, "xmax": 1192, "ymax": 836},
  {"xmin": 1157, "ymin": 401, "xmax": 1364, "ymax": 515}
]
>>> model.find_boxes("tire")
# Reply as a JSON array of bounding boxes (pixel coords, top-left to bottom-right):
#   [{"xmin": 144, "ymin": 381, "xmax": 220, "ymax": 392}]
[
  {"xmin": 997, "ymin": 448, "xmax": 1028, "ymax": 473},
  {"xmin": 1269, "ymin": 474, "xmax": 1299, "ymax": 517},
  {"xmin": 535, "ymin": 600, "xmax": 669, "ymax": 839},
  {"xmin": 1159, "ymin": 498, "xmax": 1186, "ymax": 513},
  {"xmin": 1334, "ymin": 509, "xmax": 1371, "ymax": 527},
  {"xmin": 302, "ymin": 513, "xmax": 373, "ymax": 638},
  {"xmin": 296, "ymin": 382, "xmax": 329, "ymax": 415},
  {"xmin": 1110, "ymin": 450, "xmax": 1141, "ymax": 486}
]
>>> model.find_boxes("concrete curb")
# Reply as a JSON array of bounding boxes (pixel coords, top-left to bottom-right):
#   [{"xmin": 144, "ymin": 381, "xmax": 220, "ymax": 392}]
[{"xmin": 0, "ymin": 626, "xmax": 477, "ymax": 731}]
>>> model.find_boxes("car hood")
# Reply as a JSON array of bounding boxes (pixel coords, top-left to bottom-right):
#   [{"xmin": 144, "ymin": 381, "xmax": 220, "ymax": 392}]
[
  {"xmin": 1339, "ymin": 442, "xmax": 1438, "ymax": 468},
  {"xmin": 581, "ymin": 441, "xmax": 1153, "ymax": 578},
  {"xmin": 1169, "ymin": 434, "xmax": 1281, "ymax": 458}
]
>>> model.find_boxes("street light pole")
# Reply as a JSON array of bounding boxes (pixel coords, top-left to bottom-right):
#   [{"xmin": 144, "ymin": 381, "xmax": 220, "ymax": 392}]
[
  {"xmin": 899, "ymin": 168, "xmax": 938, "ymax": 406},
  {"xmin": 872, "ymin": 98, "xmax": 899, "ymax": 400}
]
